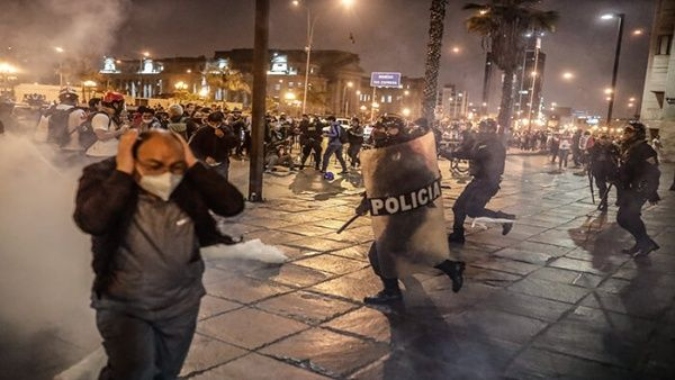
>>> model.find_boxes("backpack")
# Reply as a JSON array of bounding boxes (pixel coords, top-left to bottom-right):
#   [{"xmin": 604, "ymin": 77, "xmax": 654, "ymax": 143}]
[
  {"xmin": 46, "ymin": 107, "xmax": 78, "ymax": 147},
  {"xmin": 76, "ymin": 111, "xmax": 107, "ymax": 150},
  {"xmin": 338, "ymin": 125, "xmax": 349, "ymax": 144}
]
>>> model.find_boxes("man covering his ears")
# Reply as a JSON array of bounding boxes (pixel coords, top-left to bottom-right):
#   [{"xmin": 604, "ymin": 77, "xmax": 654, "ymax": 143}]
[{"xmin": 74, "ymin": 129, "xmax": 244, "ymax": 379}]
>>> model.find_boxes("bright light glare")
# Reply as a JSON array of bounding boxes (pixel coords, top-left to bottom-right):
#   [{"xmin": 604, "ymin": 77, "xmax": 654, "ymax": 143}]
[
  {"xmin": 604, "ymin": 88, "xmax": 613, "ymax": 94},
  {"xmin": 0, "ymin": 62, "xmax": 18, "ymax": 74},
  {"xmin": 54, "ymin": 46, "xmax": 64, "ymax": 53},
  {"xmin": 600, "ymin": 14, "xmax": 615, "ymax": 20},
  {"xmin": 562, "ymin": 72, "xmax": 574, "ymax": 80},
  {"xmin": 342, "ymin": 0, "xmax": 354, "ymax": 7},
  {"xmin": 452, "ymin": 46, "xmax": 460, "ymax": 53},
  {"xmin": 633, "ymin": 29, "xmax": 644, "ymax": 36},
  {"xmin": 292, "ymin": 0, "xmax": 299, "ymax": 5}
]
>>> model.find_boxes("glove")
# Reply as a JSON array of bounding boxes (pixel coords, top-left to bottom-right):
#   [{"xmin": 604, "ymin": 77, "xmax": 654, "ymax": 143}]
[{"xmin": 355, "ymin": 193, "xmax": 370, "ymax": 216}]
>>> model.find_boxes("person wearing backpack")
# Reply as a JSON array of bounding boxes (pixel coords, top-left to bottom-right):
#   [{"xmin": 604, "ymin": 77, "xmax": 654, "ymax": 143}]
[
  {"xmin": 85, "ymin": 91, "xmax": 129, "ymax": 159},
  {"xmin": 39, "ymin": 88, "xmax": 87, "ymax": 152},
  {"xmin": 320, "ymin": 115, "xmax": 349, "ymax": 175},
  {"xmin": 616, "ymin": 121, "xmax": 661, "ymax": 257}
]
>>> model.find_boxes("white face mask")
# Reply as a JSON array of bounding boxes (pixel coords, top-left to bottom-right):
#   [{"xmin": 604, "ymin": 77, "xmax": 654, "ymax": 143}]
[{"xmin": 137, "ymin": 171, "xmax": 183, "ymax": 201}]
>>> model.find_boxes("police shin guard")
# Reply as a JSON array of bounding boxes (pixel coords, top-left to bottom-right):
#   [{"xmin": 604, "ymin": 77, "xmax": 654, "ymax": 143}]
[
  {"xmin": 435, "ymin": 260, "xmax": 466, "ymax": 293},
  {"xmin": 364, "ymin": 277, "xmax": 402, "ymax": 305}
]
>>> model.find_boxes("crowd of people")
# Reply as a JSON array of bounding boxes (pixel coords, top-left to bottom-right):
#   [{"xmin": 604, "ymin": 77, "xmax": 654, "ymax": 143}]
[{"xmin": 3, "ymin": 87, "xmax": 673, "ymax": 379}]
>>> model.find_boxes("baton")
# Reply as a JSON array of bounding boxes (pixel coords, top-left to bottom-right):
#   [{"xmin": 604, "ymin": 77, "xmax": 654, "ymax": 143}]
[{"xmin": 337, "ymin": 214, "xmax": 361, "ymax": 234}]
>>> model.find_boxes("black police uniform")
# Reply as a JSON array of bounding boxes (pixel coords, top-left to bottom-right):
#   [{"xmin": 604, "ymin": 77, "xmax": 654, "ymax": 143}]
[
  {"xmin": 447, "ymin": 132, "xmax": 514, "ymax": 243},
  {"xmin": 588, "ymin": 141, "xmax": 620, "ymax": 211},
  {"xmin": 617, "ymin": 138, "xmax": 660, "ymax": 256},
  {"xmin": 299, "ymin": 118, "xmax": 324, "ymax": 170}
]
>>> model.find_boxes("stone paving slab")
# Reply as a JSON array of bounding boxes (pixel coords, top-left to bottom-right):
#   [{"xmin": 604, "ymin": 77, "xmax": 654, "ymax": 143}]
[{"xmin": 8, "ymin": 156, "xmax": 675, "ymax": 379}]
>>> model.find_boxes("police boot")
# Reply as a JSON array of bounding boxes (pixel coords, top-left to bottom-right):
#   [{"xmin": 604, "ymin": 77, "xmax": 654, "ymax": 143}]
[
  {"xmin": 496, "ymin": 212, "xmax": 516, "ymax": 235},
  {"xmin": 299, "ymin": 155, "xmax": 307, "ymax": 170},
  {"xmin": 621, "ymin": 243, "xmax": 639, "ymax": 255},
  {"xmin": 364, "ymin": 278, "xmax": 402, "ymax": 305},
  {"xmin": 634, "ymin": 239, "xmax": 660, "ymax": 258},
  {"xmin": 434, "ymin": 260, "xmax": 466, "ymax": 293},
  {"xmin": 448, "ymin": 227, "xmax": 465, "ymax": 245}
]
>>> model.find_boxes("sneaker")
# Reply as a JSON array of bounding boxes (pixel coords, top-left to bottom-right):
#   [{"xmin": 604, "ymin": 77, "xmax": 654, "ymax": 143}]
[{"xmin": 363, "ymin": 289, "xmax": 403, "ymax": 305}]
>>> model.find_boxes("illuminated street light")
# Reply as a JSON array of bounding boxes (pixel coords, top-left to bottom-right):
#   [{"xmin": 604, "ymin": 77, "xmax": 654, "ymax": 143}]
[
  {"xmin": 600, "ymin": 12, "xmax": 625, "ymax": 125},
  {"xmin": 292, "ymin": 0, "xmax": 354, "ymax": 114},
  {"xmin": 402, "ymin": 108, "xmax": 411, "ymax": 117},
  {"xmin": 633, "ymin": 29, "xmax": 644, "ymax": 36},
  {"xmin": 54, "ymin": 47, "xmax": 65, "ymax": 86},
  {"xmin": 562, "ymin": 72, "xmax": 574, "ymax": 80},
  {"xmin": 451, "ymin": 46, "xmax": 460, "ymax": 54},
  {"xmin": 604, "ymin": 88, "xmax": 613, "ymax": 95},
  {"xmin": 174, "ymin": 81, "xmax": 188, "ymax": 91},
  {"xmin": 342, "ymin": 81, "xmax": 353, "ymax": 115}
]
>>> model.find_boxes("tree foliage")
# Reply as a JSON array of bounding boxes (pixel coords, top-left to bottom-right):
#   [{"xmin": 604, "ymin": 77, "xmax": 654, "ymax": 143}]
[{"xmin": 464, "ymin": 0, "xmax": 558, "ymax": 133}]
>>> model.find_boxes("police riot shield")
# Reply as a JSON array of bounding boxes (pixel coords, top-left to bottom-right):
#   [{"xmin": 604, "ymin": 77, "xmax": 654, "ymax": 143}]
[{"xmin": 361, "ymin": 132, "xmax": 449, "ymax": 278}]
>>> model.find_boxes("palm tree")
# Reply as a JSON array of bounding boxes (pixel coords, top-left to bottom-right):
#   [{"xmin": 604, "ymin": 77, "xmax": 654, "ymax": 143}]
[
  {"xmin": 422, "ymin": 0, "xmax": 448, "ymax": 123},
  {"xmin": 204, "ymin": 62, "xmax": 252, "ymax": 103},
  {"xmin": 464, "ymin": 0, "xmax": 558, "ymax": 135}
]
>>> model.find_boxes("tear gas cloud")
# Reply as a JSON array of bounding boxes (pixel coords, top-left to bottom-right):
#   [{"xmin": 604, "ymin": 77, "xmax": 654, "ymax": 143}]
[
  {"xmin": 0, "ymin": 134, "xmax": 99, "ymax": 378},
  {"xmin": 0, "ymin": 0, "xmax": 131, "ymax": 80}
]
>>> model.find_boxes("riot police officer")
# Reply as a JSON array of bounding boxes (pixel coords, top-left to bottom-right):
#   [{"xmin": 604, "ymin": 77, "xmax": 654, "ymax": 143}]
[
  {"xmin": 442, "ymin": 119, "xmax": 515, "ymax": 245},
  {"xmin": 588, "ymin": 134, "xmax": 620, "ymax": 211},
  {"xmin": 616, "ymin": 121, "xmax": 661, "ymax": 257},
  {"xmin": 298, "ymin": 114, "xmax": 323, "ymax": 170}
]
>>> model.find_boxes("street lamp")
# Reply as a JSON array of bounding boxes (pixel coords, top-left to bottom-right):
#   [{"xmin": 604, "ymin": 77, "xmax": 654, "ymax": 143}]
[
  {"xmin": 342, "ymin": 81, "xmax": 353, "ymax": 115},
  {"xmin": 292, "ymin": 0, "xmax": 354, "ymax": 114},
  {"xmin": 601, "ymin": 12, "xmax": 625, "ymax": 125},
  {"xmin": 54, "ymin": 46, "xmax": 64, "ymax": 86}
]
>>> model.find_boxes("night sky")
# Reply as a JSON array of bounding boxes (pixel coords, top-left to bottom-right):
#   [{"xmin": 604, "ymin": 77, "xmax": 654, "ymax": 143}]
[{"xmin": 1, "ymin": 0, "xmax": 656, "ymax": 118}]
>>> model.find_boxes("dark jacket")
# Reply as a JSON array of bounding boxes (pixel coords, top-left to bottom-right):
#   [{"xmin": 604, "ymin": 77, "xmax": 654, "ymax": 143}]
[
  {"xmin": 454, "ymin": 133, "xmax": 505, "ymax": 181},
  {"xmin": 189, "ymin": 124, "xmax": 238, "ymax": 164},
  {"xmin": 619, "ymin": 139, "xmax": 660, "ymax": 202},
  {"xmin": 73, "ymin": 158, "xmax": 245, "ymax": 296}
]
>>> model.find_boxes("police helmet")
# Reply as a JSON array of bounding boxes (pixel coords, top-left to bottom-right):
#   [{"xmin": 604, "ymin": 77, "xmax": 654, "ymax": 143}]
[
  {"xmin": 478, "ymin": 118, "xmax": 498, "ymax": 131},
  {"xmin": 625, "ymin": 120, "xmax": 647, "ymax": 139},
  {"xmin": 376, "ymin": 114, "xmax": 406, "ymax": 130}
]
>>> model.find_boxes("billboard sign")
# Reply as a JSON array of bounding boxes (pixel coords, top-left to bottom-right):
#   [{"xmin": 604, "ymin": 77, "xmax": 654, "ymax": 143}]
[{"xmin": 370, "ymin": 72, "xmax": 401, "ymax": 88}]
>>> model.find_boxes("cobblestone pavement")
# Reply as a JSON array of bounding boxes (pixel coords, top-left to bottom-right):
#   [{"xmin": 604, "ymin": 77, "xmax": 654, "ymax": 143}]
[{"xmin": 3, "ymin": 152, "xmax": 675, "ymax": 379}]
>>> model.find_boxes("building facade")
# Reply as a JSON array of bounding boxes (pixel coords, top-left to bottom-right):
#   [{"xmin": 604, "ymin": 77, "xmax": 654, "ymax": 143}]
[
  {"xmin": 640, "ymin": 0, "xmax": 675, "ymax": 161},
  {"xmin": 96, "ymin": 49, "xmax": 429, "ymax": 121}
]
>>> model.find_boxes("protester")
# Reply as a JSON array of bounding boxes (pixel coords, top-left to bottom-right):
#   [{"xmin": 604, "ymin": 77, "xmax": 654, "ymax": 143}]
[
  {"xmin": 85, "ymin": 91, "xmax": 128, "ymax": 159},
  {"xmin": 73, "ymin": 129, "xmax": 245, "ymax": 379},
  {"xmin": 320, "ymin": 115, "xmax": 349, "ymax": 175},
  {"xmin": 189, "ymin": 111, "xmax": 238, "ymax": 180}
]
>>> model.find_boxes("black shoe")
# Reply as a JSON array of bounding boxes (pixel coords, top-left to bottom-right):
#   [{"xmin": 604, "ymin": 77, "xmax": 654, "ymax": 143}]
[
  {"xmin": 435, "ymin": 260, "xmax": 466, "ymax": 293},
  {"xmin": 448, "ymin": 231, "xmax": 465, "ymax": 245},
  {"xmin": 634, "ymin": 240, "xmax": 660, "ymax": 258},
  {"xmin": 621, "ymin": 244, "xmax": 639, "ymax": 255},
  {"xmin": 499, "ymin": 213, "xmax": 516, "ymax": 235},
  {"xmin": 363, "ymin": 289, "xmax": 403, "ymax": 305}
]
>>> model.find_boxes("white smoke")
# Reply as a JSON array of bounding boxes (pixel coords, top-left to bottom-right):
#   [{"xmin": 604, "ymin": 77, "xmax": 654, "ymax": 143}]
[
  {"xmin": 0, "ymin": 0, "xmax": 131, "ymax": 80},
  {"xmin": 0, "ymin": 134, "xmax": 98, "ymax": 378}
]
